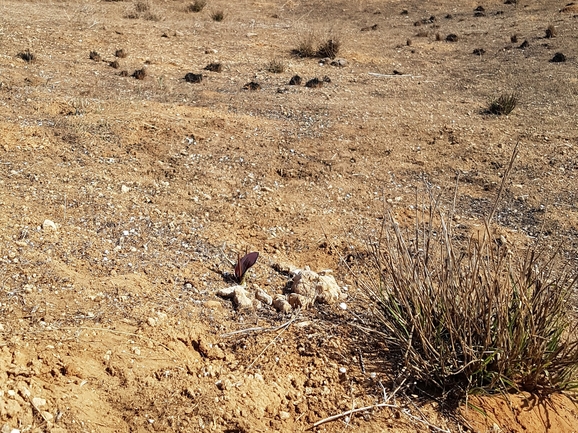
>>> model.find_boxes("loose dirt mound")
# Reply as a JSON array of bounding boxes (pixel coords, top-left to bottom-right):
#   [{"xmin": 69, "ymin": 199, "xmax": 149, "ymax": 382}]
[{"xmin": 1, "ymin": 0, "xmax": 578, "ymax": 431}]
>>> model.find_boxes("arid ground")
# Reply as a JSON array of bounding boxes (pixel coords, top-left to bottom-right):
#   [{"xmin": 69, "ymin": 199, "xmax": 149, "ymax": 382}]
[{"xmin": 0, "ymin": 0, "xmax": 577, "ymax": 431}]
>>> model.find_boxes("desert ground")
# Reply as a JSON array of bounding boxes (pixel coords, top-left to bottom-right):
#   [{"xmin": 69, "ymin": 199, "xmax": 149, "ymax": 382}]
[{"xmin": 0, "ymin": 0, "xmax": 577, "ymax": 431}]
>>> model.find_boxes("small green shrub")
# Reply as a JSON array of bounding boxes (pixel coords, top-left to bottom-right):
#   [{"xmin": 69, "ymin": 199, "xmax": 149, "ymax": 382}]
[
  {"xmin": 488, "ymin": 92, "xmax": 518, "ymax": 115},
  {"xmin": 187, "ymin": 0, "xmax": 206, "ymax": 12},
  {"xmin": 361, "ymin": 188, "xmax": 578, "ymax": 398}
]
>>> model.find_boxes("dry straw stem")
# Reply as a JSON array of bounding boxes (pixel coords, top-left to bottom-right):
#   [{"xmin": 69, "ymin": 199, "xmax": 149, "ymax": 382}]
[{"xmin": 361, "ymin": 145, "xmax": 578, "ymax": 398}]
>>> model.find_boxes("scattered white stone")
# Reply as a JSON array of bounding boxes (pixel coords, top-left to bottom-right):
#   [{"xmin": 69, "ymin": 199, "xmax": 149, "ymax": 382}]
[
  {"xmin": 279, "ymin": 411, "xmax": 290, "ymax": 420},
  {"xmin": 131, "ymin": 347, "xmax": 141, "ymax": 356},
  {"xmin": 287, "ymin": 293, "xmax": 311, "ymax": 309},
  {"xmin": 147, "ymin": 317, "xmax": 157, "ymax": 327},
  {"xmin": 41, "ymin": 219, "xmax": 57, "ymax": 231},
  {"xmin": 121, "ymin": 185, "xmax": 130, "ymax": 193},
  {"xmin": 31, "ymin": 397, "xmax": 46, "ymax": 408},
  {"xmin": 41, "ymin": 411, "xmax": 53, "ymax": 422},
  {"xmin": 255, "ymin": 288, "xmax": 272, "ymax": 305},
  {"xmin": 216, "ymin": 286, "xmax": 236, "ymax": 297},
  {"xmin": 291, "ymin": 269, "xmax": 342, "ymax": 307},
  {"xmin": 272, "ymin": 294, "xmax": 292, "ymax": 313},
  {"xmin": 338, "ymin": 302, "xmax": 347, "ymax": 310},
  {"xmin": 339, "ymin": 367, "xmax": 347, "ymax": 374},
  {"xmin": 233, "ymin": 286, "xmax": 253, "ymax": 309}
]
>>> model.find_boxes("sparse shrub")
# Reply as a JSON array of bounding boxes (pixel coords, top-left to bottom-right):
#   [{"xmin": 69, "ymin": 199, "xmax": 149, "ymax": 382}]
[
  {"xmin": 132, "ymin": 68, "xmax": 147, "ymax": 80},
  {"xmin": 294, "ymin": 32, "xmax": 317, "ymax": 58},
  {"xmin": 134, "ymin": 0, "xmax": 150, "ymax": 13},
  {"xmin": 187, "ymin": 0, "xmax": 206, "ymax": 12},
  {"xmin": 545, "ymin": 24, "xmax": 557, "ymax": 38},
  {"xmin": 267, "ymin": 59, "xmax": 285, "ymax": 73},
  {"xmin": 361, "ymin": 184, "xmax": 578, "ymax": 398},
  {"xmin": 316, "ymin": 38, "xmax": 340, "ymax": 58},
  {"xmin": 211, "ymin": 10, "xmax": 225, "ymax": 21},
  {"xmin": 488, "ymin": 92, "xmax": 518, "ymax": 115},
  {"xmin": 143, "ymin": 10, "xmax": 161, "ymax": 21},
  {"xmin": 17, "ymin": 49, "xmax": 36, "ymax": 62},
  {"xmin": 204, "ymin": 62, "xmax": 222, "ymax": 72},
  {"xmin": 89, "ymin": 51, "xmax": 101, "ymax": 61}
]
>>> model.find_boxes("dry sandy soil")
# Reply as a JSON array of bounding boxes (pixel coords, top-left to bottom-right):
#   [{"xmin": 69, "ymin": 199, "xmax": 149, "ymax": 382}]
[{"xmin": 0, "ymin": 0, "xmax": 577, "ymax": 431}]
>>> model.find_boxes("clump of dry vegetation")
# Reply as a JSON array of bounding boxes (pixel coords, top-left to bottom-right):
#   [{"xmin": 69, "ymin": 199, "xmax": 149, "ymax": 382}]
[
  {"xmin": 125, "ymin": 0, "xmax": 162, "ymax": 21},
  {"xmin": 211, "ymin": 10, "xmax": 225, "ymax": 22},
  {"xmin": 545, "ymin": 24, "xmax": 557, "ymax": 38},
  {"xmin": 488, "ymin": 92, "xmax": 519, "ymax": 115},
  {"xmin": 316, "ymin": 38, "xmax": 340, "ymax": 58},
  {"xmin": 17, "ymin": 49, "xmax": 36, "ymax": 62},
  {"xmin": 187, "ymin": 0, "xmax": 206, "ymax": 13},
  {"xmin": 361, "ymin": 150, "xmax": 578, "ymax": 399},
  {"xmin": 294, "ymin": 32, "xmax": 317, "ymax": 58},
  {"xmin": 267, "ymin": 59, "xmax": 285, "ymax": 73},
  {"xmin": 89, "ymin": 51, "xmax": 101, "ymax": 61},
  {"xmin": 293, "ymin": 31, "xmax": 341, "ymax": 59}
]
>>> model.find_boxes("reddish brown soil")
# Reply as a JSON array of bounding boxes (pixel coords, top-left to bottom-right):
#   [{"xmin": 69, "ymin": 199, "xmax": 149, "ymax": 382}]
[{"xmin": 0, "ymin": 0, "xmax": 577, "ymax": 431}]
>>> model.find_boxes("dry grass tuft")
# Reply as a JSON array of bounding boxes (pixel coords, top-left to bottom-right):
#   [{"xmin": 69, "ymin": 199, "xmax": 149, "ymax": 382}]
[
  {"xmin": 545, "ymin": 25, "xmax": 557, "ymax": 38},
  {"xmin": 267, "ymin": 59, "xmax": 285, "ymax": 73},
  {"xmin": 18, "ymin": 49, "xmax": 36, "ymax": 62},
  {"xmin": 316, "ymin": 38, "xmax": 340, "ymax": 58},
  {"xmin": 89, "ymin": 51, "xmax": 102, "ymax": 62},
  {"xmin": 211, "ymin": 10, "xmax": 225, "ymax": 22},
  {"xmin": 187, "ymin": 0, "xmax": 206, "ymax": 13},
  {"xmin": 294, "ymin": 32, "xmax": 317, "ymax": 58},
  {"xmin": 488, "ymin": 92, "xmax": 518, "ymax": 115},
  {"xmin": 361, "ymin": 175, "xmax": 578, "ymax": 398}
]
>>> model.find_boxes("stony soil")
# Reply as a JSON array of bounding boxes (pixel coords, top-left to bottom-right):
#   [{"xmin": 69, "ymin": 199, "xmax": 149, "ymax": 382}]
[{"xmin": 0, "ymin": 0, "xmax": 577, "ymax": 432}]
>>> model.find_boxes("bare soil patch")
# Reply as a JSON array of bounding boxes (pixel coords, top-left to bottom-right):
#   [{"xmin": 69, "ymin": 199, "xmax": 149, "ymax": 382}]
[{"xmin": 0, "ymin": 0, "xmax": 577, "ymax": 431}]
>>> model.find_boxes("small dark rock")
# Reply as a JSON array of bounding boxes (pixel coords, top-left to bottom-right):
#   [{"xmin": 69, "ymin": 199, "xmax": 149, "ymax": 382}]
[
  {"xmin": 184, "ymin": 73, "xmax": 203, "ymax": 83},
  {"xmin": 446, "ymin": 34, "xmax": 458, "ymax": 42},
  {"xmin": 305, "ymin": 78, "xmax": 323, "ymax": 88},
  {"xmin": 511, "ymin": 34, "xmax": 518, "ymax": 43},
  {"xmin": 473, "ymin": 48, "xmax": 486, "ymax": 55},
  {"xmin": 474, "ymin": 6, "xmax": 485, "ymax": 11},
  {"xmin": 551, "ymin": 52, "xmax": 567, "ymax": 62},
  {"xmin": 361, "ymin": 24, "xmax": 379, "ymax": 32},
  {"xmin": 132, "ymin": 68, "xmax": 147, "ymax": 80},
  {"xmin": 406, "ymin": 39, "xmax": 412, "ymax": 46},
  {"xmin": 322, "ymin": 76, "xmax": 331, "ymax": 83},
  {"xmin": 445, "ymin": 14, "xmax": 453, "ymax": 19},
  {"xmin": 496, "ymin": 10, "xmax": 504, "ymax": 14},
  {"xmin": 115, "ymin": 49, "xmax": 128, "ymax": 58},
  {"xmin": 109, "ymin": 60, "xmax": 120, "ymax": 69},
  {"xmin": 474, "ymin": 11, "xmax": 486, "ymax": 16},
  {"xmin": 518, "ymin": 40, "xmax": 529, "ymax": 49},
  {"xmin": 119, "ymin": 70, "xmax": 129, "ymax": 77},
  {"xmin": 393, "ymin": 70, "xmax": 403, "ymax": 75},
  {"xmin": 243, "ymin": 82, "xmax": 261, "ymax": 91},
  {"xmin": 204, "ymin": 62, "xmax": 222, "ymax": 72},
  {"xmin": 289, "ymin": 75, "xmax": 302, "ymax": 85},
  {"xmin": 401, "ymin": 9, "xmax": 408, "ymax": 15}
]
